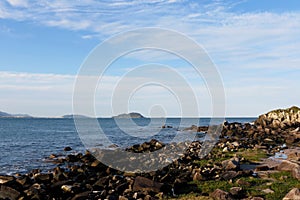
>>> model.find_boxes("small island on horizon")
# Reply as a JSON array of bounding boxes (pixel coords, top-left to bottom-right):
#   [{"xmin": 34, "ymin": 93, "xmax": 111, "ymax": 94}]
[
  {"xmin": 113, "ymin": 112, "xmax": 145, "ymax": 119},
  {"xmin": 62, "ymin": 114, "xmax": 91, "ymax": 119},
  {"xmin": 1, "ymin": 107, "xmax": 300, "ymax": 119},
  {"xmin": 0, "ymin": 111, "xmax": 33, "ymax": 118}
]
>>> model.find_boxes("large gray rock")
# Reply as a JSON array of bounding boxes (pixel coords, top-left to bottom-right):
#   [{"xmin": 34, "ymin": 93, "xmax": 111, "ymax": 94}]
[
  {"xmin": 222, "ymin": 157, "xmax": 240, "ymax": 171},
  {"xmin": 0, "ymin": 175, "xmax": 14, "ymax": 184},
  {"xmin": 283, "ymin": 188, "xmax": 300, "ymax": 200},
  {"xmin": 0, "ymin": 185, "xmax": 20, "ymax": 200},
  {"xmin": 255, "ymin": 106, "xmax": 300, "ymax": 129},
  {"xmin": 133, "ymin": 176, "xmax": 163, "ymax": 193},
  {"xmin": 210, "ymin": 189, "xmax": 229, "ymax": 200},
  {"xmin": 276, "ymin": 160, "xmax": 300, "ymax": 180}
]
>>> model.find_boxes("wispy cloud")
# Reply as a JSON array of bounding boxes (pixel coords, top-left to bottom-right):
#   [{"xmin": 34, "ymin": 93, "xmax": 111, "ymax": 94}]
[
  {"xmin": 0, "ymin": 70, "xmax": 215, "ymax": 117},
  {"xmin": 1, "ymin": 0, "xmax": 300, "ymax": 116},
  {"xmin": 6, "ymin": 0, "xmax": 28, "ymax": 7},
  {"xmin": 2, "ymin": 0, "xmax": 297, "ymax": 73}
]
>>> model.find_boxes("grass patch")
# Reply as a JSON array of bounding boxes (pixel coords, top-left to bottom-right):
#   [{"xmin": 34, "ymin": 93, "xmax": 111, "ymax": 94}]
[
  {"xmin": 240, "ymin": 171, "xmax": 300, "ymax": 200},
  {"xmin": 193, "ymin": 148, "xmax": 268, "ymax": 167},
  {"xmin": 167, "ymin": 194, "xmax": 213, "ymax": 200},
  {"xmin": 265, "ymin": 171, "xmax": 300, "ymax": 200},
  {"xmin": 236, "ymin": 149, "xmax": 268, "ymax": 162},
  {"xmin": 190, "ymin": 171, "xmax": 299, "ymax": 200},
  {"xmin": 191, "ymin": 180, "xmax": 233, "ymax": 194}
]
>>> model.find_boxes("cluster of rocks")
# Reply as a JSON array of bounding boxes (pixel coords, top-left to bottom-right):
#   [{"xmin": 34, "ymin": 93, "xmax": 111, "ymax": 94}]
[
  {"xmin": 255, "ymin": 106, "xmax": 300, "ymax": 129},
  {"xmin": 255, "ymin": 106, "xmax": 300, "ymax": 145},
  {"xmin": 221, "ymin": 108, "xmax": 300, "ymax": 151},
  {"xmin": 183, "ymin": 125, "xmax": 208, "ymax": 132},
  {"xmin": 125, "ymin": 139, "xmax": 165, "ymax": 153},
  {"xmin": 0, "ymin": 139, "xmax": 260, "ymax": 200},
  {"xmin": 1, "ymin": 106, "xmax": 300, "ymax": 200}
]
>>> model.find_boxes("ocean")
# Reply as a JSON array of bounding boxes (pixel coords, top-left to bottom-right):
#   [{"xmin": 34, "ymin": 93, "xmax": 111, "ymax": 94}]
[{"xmin": 0, "ymin": 117, "xmax": 256, "ymax": 175}]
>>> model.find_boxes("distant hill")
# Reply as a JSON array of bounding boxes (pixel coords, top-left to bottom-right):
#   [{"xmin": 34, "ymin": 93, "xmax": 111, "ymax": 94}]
[
  {"xmin": 0, "ymin": 111, "xmax": 11, "ymax": 117},
  {"xmin": 62, "ymin": 114, "xmax": 90, "ymax": 119},
  {"xmin": 0, "ymin": 111, "xmax": 33, "ymax": 118},
  {"xmin": 113, "ymin": 112, "xmax": 145, "ymax": 119}
]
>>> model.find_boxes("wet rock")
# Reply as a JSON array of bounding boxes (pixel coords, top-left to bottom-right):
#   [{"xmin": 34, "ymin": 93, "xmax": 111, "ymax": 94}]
[
  {"xmin": 173, "ymin": 178, "xmax": 197, "ymax": 195},
  {"xmin": 183, "ymin": 125, "xmax": 198, "ymax": 131},
  {"xmin": 119, "ymin": 196, "xmax": 129, "ymax": 200},
  {"xmin": 91, "ymin": 160, "xmax": 101, "ymax": 167},
  {"xmin": 230, "ymin": 187, "xmax": 244, "ymax": 198},
  {"xmin": 286, "ymin": 135, "xmax": 296, "ymax": 144},
  {"xmin": 287, "ymin": 151, "xmax": 300, "ymax": 161},
  {"xmin": 34, "ymin": 173, "xmax": 52, "ymax": 183},
  {"xmin": 250, "ymin": 197, "xmax": 264, "ymax": 200},
  {"xmin": 144, "ymin": 194, "xmax": 156, "ymax": 200},
  {"xmin": 61, "ymin": 185, "xmax": 73, "ymax": 193},
  {"xmin": 126, "ymin": 139, "xmax": 165, "ymax": 153},
  {"xmin": 193, "ymin": 172, "xmax": 203, "ymax": 181},
  {"xmin": 115, "ymin": 182, "xmax": 128, "ymax": 194},
  {"xmin": 221, "ymin": 171, "xmax": 238, "ymax": 180},
  {"xmin": 93, "ymin": 176, "xmax": 110, "ymax": 189},
  {"xmin": 50, "ymin": 180, "xmax": 73, "ymax": 190},
  {"xmin": 16, "ymin": 175, "xmax": 31, "ymax": 187},
  {"xmin": 210, "ymin": 189, "xmax": 229, "ymax": 200},
  {"xmin": 222, "ymin": 147, "xmax": 229, "ymax": 152},
  {"xmin": 162, "ymin": 124, "xmax": 172, "ymax": 129},
  {"xmin": 236, "ymin": 179, "xmax": 251, "ymax": 187},
  {"xmin": 283, "ymin": 188, "xmax": 300, "ymax": 200},
  {"xmin": 49, "ymin": 154, "xmax": 57, "ymax": 159},
  {"xmin": 133, "ymin": 176, "xmax": 162, "ymax": 193},
  {"xmin": 24, "ymin": 183, "xmax": 44, "ymax": 197},
  {"xmin": 66, "ymin": 154, "xmax": 79, "ymax": 162},
  {"xmin": 184, "ymin": 125, "xmax": 208, "ymax": 132},
  {"xmin": 255, "ymin": 165, "xmax": 270, "ymax": 171},
  {"xmin": 0, "ymin": 175, "xmax": 15, "ymax": 184},
  {"xmin": 71, "ymin": 191, "xmax": 91, "ymax": 200},
  {"xmin": 222, "ymin": 157, "xmax": 240, "ymax": 171},
  {"xmin": 0, "ymin": 185, "xmax": 21, "ymax": 200},
  {"xmin": 262, "ymin": 188, "xmax": 274, "ymax": 194},
  {"xmin": 64, "ymin": 146, "xmax": 72, "ymax": 151}
]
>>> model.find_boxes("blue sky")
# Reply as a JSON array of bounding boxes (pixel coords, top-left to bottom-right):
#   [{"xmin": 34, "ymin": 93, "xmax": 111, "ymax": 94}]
[{"xmin": 0, "ymin": 0, "xmax": 300, "ymax": 117}]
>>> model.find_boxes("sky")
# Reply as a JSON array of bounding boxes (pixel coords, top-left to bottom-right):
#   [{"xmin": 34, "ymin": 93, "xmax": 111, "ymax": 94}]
[{"xmin": 0, "ymin": 0, "xmax": 300, "ymax": 117}]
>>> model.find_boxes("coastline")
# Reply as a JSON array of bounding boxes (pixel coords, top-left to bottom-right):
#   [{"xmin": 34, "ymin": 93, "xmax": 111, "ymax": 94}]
[{"xmin": 1, "ymin": 108, "xmax": 300, "ymax": 199}]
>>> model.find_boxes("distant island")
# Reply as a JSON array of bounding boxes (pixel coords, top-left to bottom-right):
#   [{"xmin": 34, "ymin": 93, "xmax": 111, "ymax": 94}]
[
  {"xmin": 62, "ymin": 114, "xmax": 90, "ymax": 119},
  {"xmin": 0, "ymin": 111, "xmax": 32, "ymax": 118},
  {"xmin": 113, "ymin": 112, "xmax": 145, "ymax": 119}
]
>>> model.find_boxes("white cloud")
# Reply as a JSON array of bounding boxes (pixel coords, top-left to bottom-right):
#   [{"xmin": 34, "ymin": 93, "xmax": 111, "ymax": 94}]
[
  {"xmin": 1, "ymin": 0, "xmax": 300, "ymax": 116},
  {"xmin": 0, "ymin": 70, "xmax": 214, "ymax": 117},
  {"xmin": 6, "ymin": 0, "xmax": 28, "ymax": 7}
]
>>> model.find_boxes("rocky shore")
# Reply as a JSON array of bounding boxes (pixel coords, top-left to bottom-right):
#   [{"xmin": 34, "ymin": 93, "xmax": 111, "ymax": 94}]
[{"xmin": 1, "ymin": 107, "xmax": 300, "ymax": 200}]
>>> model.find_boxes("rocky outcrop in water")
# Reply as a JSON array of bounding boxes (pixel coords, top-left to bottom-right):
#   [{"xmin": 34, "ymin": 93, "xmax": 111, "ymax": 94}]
[{"xmin": 255, "ymin": 106, "xmax": 300, "ymax": 129}]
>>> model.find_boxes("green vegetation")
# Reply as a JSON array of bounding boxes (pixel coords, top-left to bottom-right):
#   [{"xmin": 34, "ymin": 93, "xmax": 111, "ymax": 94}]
[
  {"xmin": 189, "ymin": 171, "xmax": 300, "ymax": 200},
  {"xmin": 193, "ymin": 180, "xmax": 232, "ymax": 194},
  {"xmin": 167, "ymin": 194, "xmax": 213, "ymax": 200},
  {"xmin": 237, "ymin": 149, "xmax": 268, "ymax": 162},
  {"xmin": 190, "ymin": 146, "xmax": 297, "ymax": 200},
  {"xmin": 193, "ymin": 147, "xmax": 268, "ymax": 167}
]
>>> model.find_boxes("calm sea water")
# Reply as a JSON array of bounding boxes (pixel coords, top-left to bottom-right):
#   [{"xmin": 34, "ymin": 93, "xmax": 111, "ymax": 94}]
[{"xmin": 0, "ymin": 118, "xmax": 255, "ymax": 175}]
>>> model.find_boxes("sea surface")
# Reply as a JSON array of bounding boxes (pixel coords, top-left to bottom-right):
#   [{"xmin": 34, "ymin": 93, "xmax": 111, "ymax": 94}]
[{"xmin": 0, "ymin": 117, "xmax": 256, "ymax": 175}]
